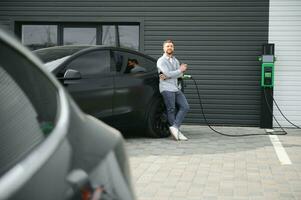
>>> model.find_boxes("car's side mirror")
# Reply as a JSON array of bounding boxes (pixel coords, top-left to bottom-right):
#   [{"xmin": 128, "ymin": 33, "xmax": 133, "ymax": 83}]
[{"xmin": 64, "ymin": 69, "xmax": 81, "ymax": 80}]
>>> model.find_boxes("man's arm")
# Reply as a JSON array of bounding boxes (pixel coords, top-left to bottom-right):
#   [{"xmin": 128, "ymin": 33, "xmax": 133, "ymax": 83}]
[{"xmin": 157, "ymin": 59, "xmax": 186, "ymax": 79}]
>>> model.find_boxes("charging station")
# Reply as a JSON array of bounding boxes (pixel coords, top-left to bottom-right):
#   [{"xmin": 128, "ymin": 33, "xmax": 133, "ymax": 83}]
[
  {"xmin": 260, "ymin": 55, "xmax": 275, "ymax": 88},
  {"xmin": 259, "ymin": 44, "xmax": 275, "ymax": 129}
]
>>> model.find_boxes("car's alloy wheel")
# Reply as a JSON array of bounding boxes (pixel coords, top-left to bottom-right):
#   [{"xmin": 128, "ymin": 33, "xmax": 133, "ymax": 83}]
[{"xmin": 147, "ymin": 97, "xmax": 170, "ymax": 138}]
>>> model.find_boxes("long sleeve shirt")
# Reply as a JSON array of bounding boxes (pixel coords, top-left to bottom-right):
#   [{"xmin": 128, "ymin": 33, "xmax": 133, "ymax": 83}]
[{"xmin": 157, "ymin": 54, "xmax": 183, "ymax": 93}]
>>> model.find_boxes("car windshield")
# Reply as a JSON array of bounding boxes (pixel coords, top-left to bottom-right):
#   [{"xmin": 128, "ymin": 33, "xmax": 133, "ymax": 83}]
[{"xmin": 44, "ymin": 56, "xmax": 71, "ymax": 72}]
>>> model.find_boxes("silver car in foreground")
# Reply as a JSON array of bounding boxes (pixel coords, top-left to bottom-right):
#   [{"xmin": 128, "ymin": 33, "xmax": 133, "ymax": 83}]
[{"xmin": 0, "ymin": 29, "xmax": 136, "ymax": 200}]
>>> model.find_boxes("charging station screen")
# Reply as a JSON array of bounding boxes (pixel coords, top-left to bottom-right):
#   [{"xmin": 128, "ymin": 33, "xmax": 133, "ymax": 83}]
[{"xmin": 262, "ymin": 55, "xmax": 274, "ymax": 63}]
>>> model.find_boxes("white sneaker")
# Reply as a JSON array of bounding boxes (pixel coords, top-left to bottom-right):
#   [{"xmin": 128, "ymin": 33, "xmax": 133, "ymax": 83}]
[
  {"xmin": 169, "ymin": 126, "xmax": 180, "ymax": 140},
  {"xmin": 178, "ymin": 130, "xmax": 188, "ymax": 141}
]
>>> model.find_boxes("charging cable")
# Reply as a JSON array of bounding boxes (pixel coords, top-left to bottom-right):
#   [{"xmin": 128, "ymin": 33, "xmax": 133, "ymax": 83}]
[
  {"xmin": 263, "ymin": 89, "xmax": 287, "ymax": 135},
  {"xmin": 262, "ymin": 89, "xmax": 300, "ymax": 134},
  {"xmin": 270, "ymin": 93, "xmax": 300, "ymax": 129},
  {"xmin": 185, "ymin": 75, "xmax": 288, "ymax": 137}
]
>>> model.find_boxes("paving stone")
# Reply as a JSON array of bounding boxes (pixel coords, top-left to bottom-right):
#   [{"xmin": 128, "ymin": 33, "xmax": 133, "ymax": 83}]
[{"xmin": 125, "ymin": 125, "xmax": 301, "ymax": 200}]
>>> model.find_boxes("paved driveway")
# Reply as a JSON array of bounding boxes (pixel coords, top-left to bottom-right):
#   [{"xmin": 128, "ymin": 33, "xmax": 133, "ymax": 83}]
[{"xmin": 125, "ymin": 125, "xmax": 301, "ymax": 200}]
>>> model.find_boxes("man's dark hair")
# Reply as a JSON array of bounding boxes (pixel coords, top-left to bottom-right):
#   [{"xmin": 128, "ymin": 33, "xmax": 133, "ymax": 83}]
[
  {"xmin": 163, "ymin": 39, "xmax": 174, "ymax": 46},
  {"xmin": 128, "ymin": 58, "xmax": 139, "ymax": 64},
  {"xmin": 132, "ymin": 59, "xmax": 138, "ymax": 64}
]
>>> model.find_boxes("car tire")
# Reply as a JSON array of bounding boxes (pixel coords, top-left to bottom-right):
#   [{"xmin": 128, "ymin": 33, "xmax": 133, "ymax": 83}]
[{"xmin": 147, "ymin": 97, "xmax": 170, "ymax": 138}]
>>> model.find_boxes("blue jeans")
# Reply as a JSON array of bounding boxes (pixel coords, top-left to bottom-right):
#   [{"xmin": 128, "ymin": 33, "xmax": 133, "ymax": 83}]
[{"xmin": 161, "ymin": 90, "xmax": 190, "ymax": 129}]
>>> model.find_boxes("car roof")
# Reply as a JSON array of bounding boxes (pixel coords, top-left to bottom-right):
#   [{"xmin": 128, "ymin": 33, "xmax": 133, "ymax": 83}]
[
  {"xmin": 33, "ymin": 45, "xmax": 95, "ymax": 63},
  {"xmin": 34, "ymin": 45, "xmax": 156, "ymax": 63}
]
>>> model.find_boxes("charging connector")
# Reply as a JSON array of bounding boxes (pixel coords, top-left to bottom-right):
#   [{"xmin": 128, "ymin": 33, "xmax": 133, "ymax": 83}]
[{"xmin": 182, "ymin": 74, "xmax": 192, "ymax": 79}]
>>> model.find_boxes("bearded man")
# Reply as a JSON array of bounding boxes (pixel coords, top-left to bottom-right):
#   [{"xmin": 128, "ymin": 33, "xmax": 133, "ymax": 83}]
[{"xmin": 157, "ymin": 39, "xmax": 189, "ymax": 141}]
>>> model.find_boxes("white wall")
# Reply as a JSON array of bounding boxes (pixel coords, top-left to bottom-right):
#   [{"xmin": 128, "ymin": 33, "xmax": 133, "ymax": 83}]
[{"xmin": 269, "ymin": 0, "xmax": 301, "ymax": 127}]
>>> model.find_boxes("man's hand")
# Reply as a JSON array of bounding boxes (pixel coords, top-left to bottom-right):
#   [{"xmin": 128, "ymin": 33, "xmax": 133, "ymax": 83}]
[
  {"xmin": 180, "ymin": 63, "xmax": 187, "ymax": 72},
  {"xmin": 159, "ymin": 73, "xmax": 167, "ymax": 80}
]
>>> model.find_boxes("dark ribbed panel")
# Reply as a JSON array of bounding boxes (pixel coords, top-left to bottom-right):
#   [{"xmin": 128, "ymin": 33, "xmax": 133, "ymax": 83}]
[
  {"xmin": 142, "ymin": 1, "xmax": 269, "ymax": 126},
  {"xmin": 0, "ymin": 67, "xmax": 43, "ymax": 176},
  {"xmin": 0, "ymin": 0, "xmax": 269, "ymax": 126}
]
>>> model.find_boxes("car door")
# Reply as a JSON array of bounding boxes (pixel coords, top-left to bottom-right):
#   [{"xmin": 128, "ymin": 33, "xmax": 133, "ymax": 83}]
[
  {"xmin": 60, "ymin": 50, "xmax": 114, "ymax": 119},
  {"xmin": 112, "ymin": 50, "xmax": 157, "ymax": 127}
]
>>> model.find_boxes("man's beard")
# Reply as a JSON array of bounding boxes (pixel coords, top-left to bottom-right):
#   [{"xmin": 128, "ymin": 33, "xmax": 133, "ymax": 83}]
[{"xmin": 166, "ymin": 50, "xmax": 173, "ymax": 55}]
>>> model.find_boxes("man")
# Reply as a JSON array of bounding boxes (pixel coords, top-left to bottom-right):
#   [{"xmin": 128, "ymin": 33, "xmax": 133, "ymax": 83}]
[
  {"xmin": 125, "ymin": 59, "xmax": 146, "ymax": 73},
  {"xmin": 157, "ymin": 39, "xmax": 189, "ymax": 141},
  {"xmin": 130, "ymin": 59, "xmax": 146, "ymax": 73}
]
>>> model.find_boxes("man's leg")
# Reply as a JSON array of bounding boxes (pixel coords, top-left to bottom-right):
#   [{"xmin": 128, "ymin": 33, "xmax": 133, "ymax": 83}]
[
  {"xmin": 173, "ymin": 91, "xmax": 189, "ymax": 140},
  {"xmin": 174, "ymin": 90, "xmax": 190, "ymax": 128},
  {"xmin": 161, "ymin": 91, "xmax": 182, "ymax": 140},
  {"xmin": 161, "ymin": 91, "xmax": 176, "ymax": 127}
]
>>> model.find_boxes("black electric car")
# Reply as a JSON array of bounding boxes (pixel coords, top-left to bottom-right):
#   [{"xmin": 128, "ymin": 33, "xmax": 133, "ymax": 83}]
[
  {"xmin": 0, "ymin": 29, "xmax": 136, "ymax": 200},
  {"xmin": 34, "ymin": 46, "xmax": 170, "ymax": 138}
]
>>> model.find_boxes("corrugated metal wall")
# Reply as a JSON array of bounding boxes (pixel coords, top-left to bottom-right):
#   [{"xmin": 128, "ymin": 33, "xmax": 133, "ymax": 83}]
[
  {"xmin": 269, "ymin": 0, "xmax": 301, "ymax": 127},
  {"xmin": 0, "ymin": 0, "xmax": 269, "ymax": 126}
]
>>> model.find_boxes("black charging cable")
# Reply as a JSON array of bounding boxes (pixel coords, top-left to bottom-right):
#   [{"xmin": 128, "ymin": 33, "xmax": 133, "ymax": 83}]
[
  {"xmin": 270, "ymin": 94, "xmax": 300, "ymax": 129},
  {"xmin": 188, "ymin": 76, "xmax": 288, "ymax": 137},
  {"xmin": 262, "ymin": 89, "xmax": 287, "ymax": 135}
]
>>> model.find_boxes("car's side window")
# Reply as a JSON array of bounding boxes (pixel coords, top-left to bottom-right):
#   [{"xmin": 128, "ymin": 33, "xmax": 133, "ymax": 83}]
[
  {"xmin": 65, "ymin": 50, "xmax": 110, "ymax": 76},
  {"xmin": 113, "ymin": 51, "xmax": 155, "ymax": 74},
  {"xmin": 135, "ymin": 55, "xmax": 156, "ymax": 72}
]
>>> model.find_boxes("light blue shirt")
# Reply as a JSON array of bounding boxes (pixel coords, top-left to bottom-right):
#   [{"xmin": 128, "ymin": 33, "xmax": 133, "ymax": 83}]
[{"xmin": 157, "ymin": 54, "xmax": 183, "ymax": 93}]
